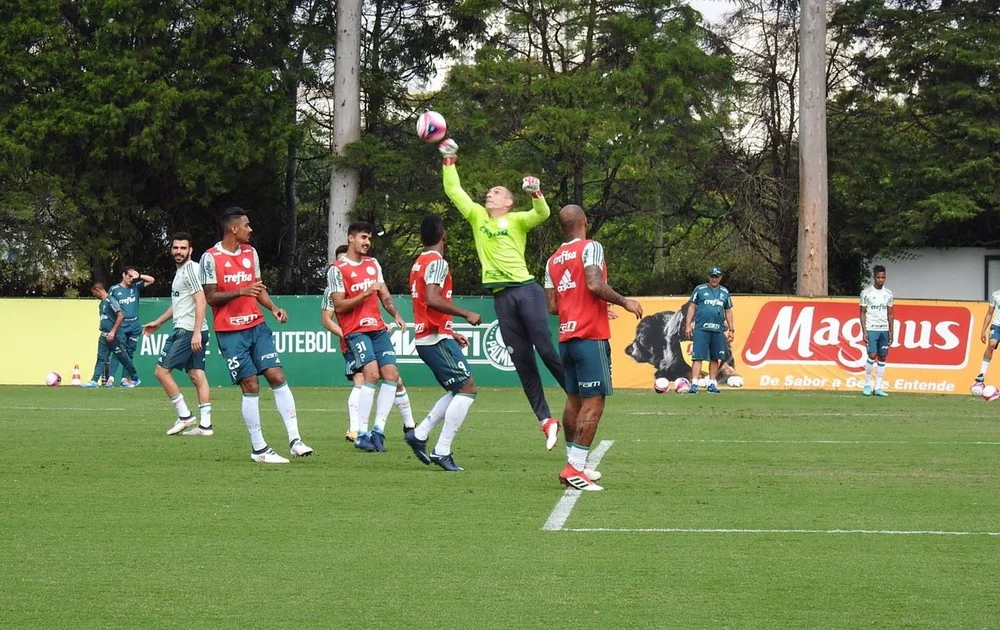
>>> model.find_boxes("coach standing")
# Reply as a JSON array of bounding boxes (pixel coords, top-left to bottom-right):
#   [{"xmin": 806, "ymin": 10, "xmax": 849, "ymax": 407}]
[
  {"xmin": 438, "ymin": 138, "xmax": 566, "ymax": 450},
  {"xmin": 684, "ymin": 266, "xmax": 734, "ymax": 394}
]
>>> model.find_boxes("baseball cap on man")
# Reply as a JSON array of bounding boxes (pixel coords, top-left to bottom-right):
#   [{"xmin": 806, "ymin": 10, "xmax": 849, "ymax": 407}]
[{"xmin": 707, "ymin": 266, "xmax": 723, "ymax": 277}]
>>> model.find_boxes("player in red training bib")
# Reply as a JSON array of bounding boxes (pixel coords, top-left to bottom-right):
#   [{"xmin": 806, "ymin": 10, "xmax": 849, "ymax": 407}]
[
  {"xmin": 321, "ymin": 244, "xmax": 415, "ymax": 445},
  {"xmin": 199, "ymin": 207, "xmax": 312, "ymax": 464},
  {"xmin": 544, "ymin": 205, "xmax": 642, "ymax": 491},
  {"xmin": 403, "ymin": 215, "xmax": 482, "ymax": 472},
  {"xmin": 327, "ymin": 221, "xmax": 407, "ymax": 453}
]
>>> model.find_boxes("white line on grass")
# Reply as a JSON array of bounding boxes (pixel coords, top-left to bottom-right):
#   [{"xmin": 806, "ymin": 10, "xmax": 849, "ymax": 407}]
[
  {"xmin": 637, "ymin": 438, "xmax": 1000, "ymax": 446},
  {"xmin": 560, "ymin": 527, "xmax": 1000, "ymax": 536},
  {"xmin": 542, "ymin": 440, "xmax": 614, "ymax": 532}
]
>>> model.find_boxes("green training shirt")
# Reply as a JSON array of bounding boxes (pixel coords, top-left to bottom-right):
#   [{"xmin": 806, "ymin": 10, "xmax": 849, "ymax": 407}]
[{"xmin": 442, "ymin": 164, "xmax": 550, "ymax": 290}]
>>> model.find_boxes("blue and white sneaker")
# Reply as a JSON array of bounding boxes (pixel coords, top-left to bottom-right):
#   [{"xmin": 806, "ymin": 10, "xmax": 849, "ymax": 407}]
[
  {"xmin": 122, "ymin": 378, "xmax": 141, "ymax": 389},
  {"xmin": 80, "ymin": 381, "xmax": 99, "ymax": 388},
  {"xmin": 404, "ymin": 429, "xmax": 431, "ymax": 465},
  {"xmin": 688, "ymin": 383, "xmax": 699, "ymax": 394},
  {"xmin": 429, "ymin": 452, "xmax": 463, "ymax": 472},
  {"xmin": 354, "ymin": 433, "xmax": 377, "ymax": 452},
  {"xmin": 874, "ymin": 389, "xmax": 889, "ymax": 397},
  {"xmin": 707, "ymin": 383, "xmax": 719, "ymax": 393},
  {"xmin": 863, "ymin": 385, "xmax": 872, "ymax": 396},
  {"xmin": 370, "ymin": 429, "xmax": 386, "ymax": 452},
  {"xmin": 103, "ymin": 377, "xmax": 115, "ymax": 388}
]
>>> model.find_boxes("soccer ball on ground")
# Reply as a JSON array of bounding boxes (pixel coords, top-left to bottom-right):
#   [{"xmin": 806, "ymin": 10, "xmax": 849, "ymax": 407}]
[
  {"xmin": 45, "ymin": 371, "xmax": 62, "ymax": 387},
  {"xmin": 653, "ymin": 377, "xmax": 670, "ymax": 393},
  {"xmin": 982, "ymin": 385, "xmax": 1000, "ymax": 402},
  {"xmin": 674, "ymin": 377, "xmax": 691, "ymax": 393},
  {"xmin": 727, "ymin": 375, "xmax": 744, "ymax": 388},
  {"xmin": 416, "ymin": 110, "xmax": 447, "ymax": 143},
  {"xmin": 970, "ymin": 382, "xmax": 985, "ymax": 397}
]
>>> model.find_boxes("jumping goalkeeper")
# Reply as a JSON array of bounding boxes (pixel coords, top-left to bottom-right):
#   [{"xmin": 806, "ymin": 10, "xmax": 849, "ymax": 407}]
[{"xmin": 439, "ymin": 138, "xmax": 566, "ymax": 450}]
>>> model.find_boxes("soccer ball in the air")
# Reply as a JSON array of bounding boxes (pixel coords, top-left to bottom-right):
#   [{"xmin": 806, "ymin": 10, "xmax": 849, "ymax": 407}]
[
  {"xmin": 982, "ymin": 385, "xmax": 1000, "ymax": 402},
  {"xmin": 653, "ymin": 377, "xmax": 670, "ymax": 393},
  {"xmin": 674, "ymin": 377, "xmax": 691, "ymax": 393},
  {"xmin": 970, "ymin": 382, "xmax": 985, "ymax": 397},
  {"xmin": 45, "ymin": 371, "xmax": 62, "ymax": 387},
  {"xmin": 416, "ymin": 110, "xmax": 447, "ymax": 143}
]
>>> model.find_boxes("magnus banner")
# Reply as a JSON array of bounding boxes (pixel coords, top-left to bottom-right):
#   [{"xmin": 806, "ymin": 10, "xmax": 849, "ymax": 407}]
[{"xmin": 612, "ymin": 296, "xmax": 982, "ymax": 394}]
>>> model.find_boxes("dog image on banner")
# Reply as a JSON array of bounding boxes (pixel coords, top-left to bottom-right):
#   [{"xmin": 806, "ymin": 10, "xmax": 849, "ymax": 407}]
[{"xmin": 623, "ymin": 302, "xmax": 743, "ymax": 386}]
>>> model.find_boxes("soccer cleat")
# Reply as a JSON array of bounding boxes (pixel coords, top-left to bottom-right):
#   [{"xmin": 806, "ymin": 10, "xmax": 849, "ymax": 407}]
[
  {"xmin": 558, "ymin": 464, "xmax": 603, "ymax": 491},
  {"xmin": 182, "ymin": 426, "xmax": 214, "ymax": 436},
  {"xmin": 688, "ymin": 383, "xmax": 699, "ymax": 394},
  {"xmin": 585, "ymin": 468, "xmax": 602, "ymax": 481},
  {"xmin": 250, "ymin": 447, "xmax": 289, "ymax": 464},
  {"xmin": 370, "ymin": 429, "xmax": 386, "ymax": 452},
  {"xmin": 354, "ymin": 433, "xmax": 377, "ymax": 452},
  {"xmin": 290, "ymin": 438, "xmax": 314, "ymax": 458},
  {"xmin": 121, "ymin": 378, "xmax": 141, "ymax": 388},
  {"xmin": 104, "ymin": 378, "xmax": 115, "ymax": 388},
  {"xmin": 81, "ymin": 381, "xmax": 100, "ymax": 388},
  {"xmin": 975, "ymin": 373, "xmax": 985, "ymax": 383},
  {"xmin": 345, "ymin": 430, "xmax": 358, "ymax": 443},
  {"xmin": 707, "ymin": 383, "xmax": 719, "ymax": 393},
  {"xmin": 404, "ymin": 429, "xmax": 431, "ymax": 465},
  {"xmin": 167, "ymin": 416, "xmax": 196, "ymax": 436},
  {"xmin": 874, "ymin": 389, "xmax": 889, "ymax": 397},
  {"xmin": 540, "ymin": 417, "xmax": 559, "ymax": 451},
  {"xmin": 429, "ymin": 452, "xmax": 464, "ymax": 472},
  {"xmin": 863, "ymin": 385, "xmax": 872, "ymax": 396}
]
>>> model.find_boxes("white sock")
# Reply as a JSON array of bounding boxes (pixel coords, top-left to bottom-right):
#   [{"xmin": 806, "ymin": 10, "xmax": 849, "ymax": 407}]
[
  {"xmin": 980, "ymin": 360, "xmax": 990, "ymax": 377},
  {"xmin": 357, "ymin": 383, "xmax": 376, "ymax": 434},
  {"xmin": 242, "ymin": 394, "xmax": 267, "ymax": 451},
  {"xmin": 198, "ymin": 403, "xmax": 212, "ymax": 428},
  {"xmin": 875, "ymin": 362, "xmax": 887, "ymax": 389},
  {"xmin": 875, "ymin": 362, "xmax": 886, "ymax": 390},
  {"xmin": 347, "ymin": 386, "xmax": 361, "ymax": 433},
  {"xmin": 273, "ymin": 383, "xmax": 301, "ymax": 443},
  {"xmin": 170, "ymin": 393, "xmax": 192, "ymax": 419},
  {"xmin": 415, "ymin": 393, "xmax": 453, "ymax": 440},
  {"xmin": 395, "ymin": 387, "xmax": 415, "ymax": 429},
  {"xmin": 372, "ymin": 380, "xmax": 397, "ymax": 434},
  {"xmin": 433, "ymin": 393, "xmax": 475, "ymax": 456},
  {"xmin": 864, "ymin": 359, "xmax": 874, "ymax": 386},
  {"xmin": 569, "ymin": 443, "xmax": 589, "ymax": 472},
  {"xmin": 709, "ymin": 379, "xmax": 718, "ymax": 387}
]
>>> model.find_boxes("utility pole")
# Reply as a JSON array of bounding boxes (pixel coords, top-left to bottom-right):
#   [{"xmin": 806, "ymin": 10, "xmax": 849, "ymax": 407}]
[
  {"xmin": 327, "ymin": 0, "xmax": 362, "ymax": 262},
  {"xmin": 798, "ymin": 0, "xmax": 828, "ymax": 296}
]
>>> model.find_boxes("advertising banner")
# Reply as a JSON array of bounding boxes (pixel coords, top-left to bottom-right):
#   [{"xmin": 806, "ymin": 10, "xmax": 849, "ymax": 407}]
[
  {"xmin": 610, "ymin": 296, "xmax": 984, "ymax": 394},
  {"xmin": 4, "ymin": 295, "xmax": 987, "ymax": 395},
  {"xmin": 1, "ymin": 296, "xmax": 561, "ymax": 389}
]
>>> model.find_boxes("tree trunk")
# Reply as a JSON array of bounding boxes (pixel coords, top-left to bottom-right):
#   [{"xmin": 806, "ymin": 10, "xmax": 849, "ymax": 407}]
[
  {"xmin": 328, "ymin": 0, "xmax": 362, "ymax": 262},
  {"xmin": 279, "ymin": 80, "xmax": 299, "ymax": 289}
]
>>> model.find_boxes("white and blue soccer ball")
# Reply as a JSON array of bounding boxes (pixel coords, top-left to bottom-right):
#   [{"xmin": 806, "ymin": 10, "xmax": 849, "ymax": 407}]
[
  {"xmin": 653, "ymin": 377, "xmax": 671, "ymax": 393},
  {"xmin": 674, "ymin": 377, "xmax": 691, "ymax": 393},
  {"xmin": 45, "ymin": 371, "xmax": 62, "ymax": 387}
]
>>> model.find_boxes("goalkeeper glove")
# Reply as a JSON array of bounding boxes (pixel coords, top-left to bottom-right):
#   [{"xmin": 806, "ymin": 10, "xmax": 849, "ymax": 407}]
[
  {"xmin": 438, "ymin": 139, "xmax": 458, "ymax": 157},
  {"xmin": 522, "ymin": 176, "xmax": 541, "ymax": 195}
]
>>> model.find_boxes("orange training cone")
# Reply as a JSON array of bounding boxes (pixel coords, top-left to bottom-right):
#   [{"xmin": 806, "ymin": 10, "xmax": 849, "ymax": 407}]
[{"xmin": 71, "ymin": 364, "xmax": 81, "ymax": 386}]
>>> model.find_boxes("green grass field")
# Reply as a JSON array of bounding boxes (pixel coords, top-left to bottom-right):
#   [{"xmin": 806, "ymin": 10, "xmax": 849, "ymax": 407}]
[{"xmin": 1, "ymin": 385, "xmax": 997, "ymax": 628}]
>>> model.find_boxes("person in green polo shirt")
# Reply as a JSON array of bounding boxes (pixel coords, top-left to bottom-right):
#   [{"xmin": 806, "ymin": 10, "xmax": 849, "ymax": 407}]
[{"xmin": 439, "ymin": 138, "xmax": 566, "ymax": 450}]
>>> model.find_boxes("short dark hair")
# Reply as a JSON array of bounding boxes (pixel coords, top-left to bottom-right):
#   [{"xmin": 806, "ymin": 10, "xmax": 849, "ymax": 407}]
[
  {"xmin": 348, "ymin": 221, "xmax": 374, "ymax": 236},
  {"xmin": 121, "ymin": 264, "xmax": 137, "ymax": 275},
  {"xmin": 220, "ymin": 206, "xmax": 247, "ymax": 229},
  {"xmin": 334, "ymin": 244, "xmax": 348, "ymax": 257},
  {"xmin": 171, "ymin": 231, "xmax": 193, "ymax": 247},
  {"xmin": 90, "ymin": 282, "xmax": 105, "ymax": 293},
  {"xmin": 421, "ymin": 215, "xmax": 445, "ymax": 247},
  {"xmin": 873, "ymin": 265, "xmax": 886, "ymax": 275}
]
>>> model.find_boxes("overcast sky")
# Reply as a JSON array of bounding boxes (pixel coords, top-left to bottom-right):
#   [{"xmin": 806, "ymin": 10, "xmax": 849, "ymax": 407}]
[{"xmin": 689, "ymin": 0, "xmax": 740, "ymax": 25}]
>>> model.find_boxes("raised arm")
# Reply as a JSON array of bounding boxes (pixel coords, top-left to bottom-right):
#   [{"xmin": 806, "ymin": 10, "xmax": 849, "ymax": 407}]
[
  {"xmin": 518, "ymin": 176, "xmax": 551, "ymax": 230},
  {"xmin": 439, "ymin": 140, "xmax": 484, "ymax": 222}
]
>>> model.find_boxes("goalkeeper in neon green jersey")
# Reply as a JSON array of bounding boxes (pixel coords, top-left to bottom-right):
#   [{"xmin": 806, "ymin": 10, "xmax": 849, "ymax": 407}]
[{"xmin": 439, "ymin": 138, "xmax": 566, "ymax": 450}]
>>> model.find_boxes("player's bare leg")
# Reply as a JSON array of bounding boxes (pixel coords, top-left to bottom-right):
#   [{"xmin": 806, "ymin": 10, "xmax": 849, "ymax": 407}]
[
  {"xmin": 559, "ymin": 394, "xmax": 604, "ymax": 490},
  {"xmin": 181, "ymin": 369, "xmax": 213, "ymax": 435},
  {"xmin": 157, "ymin": 365, "xmax": 197, "ymax": 435}
]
